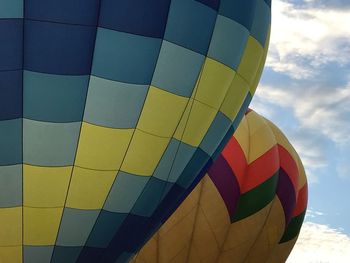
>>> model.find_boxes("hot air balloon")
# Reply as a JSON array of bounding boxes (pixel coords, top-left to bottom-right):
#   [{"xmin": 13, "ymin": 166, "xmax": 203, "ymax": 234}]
[
  {"xmin": 0, "ymin": 1, "xmax": 271, "ymax": 262},
  {"xmin": 134, "ymin": 109, "xmax": 308, "ymax": 263}
]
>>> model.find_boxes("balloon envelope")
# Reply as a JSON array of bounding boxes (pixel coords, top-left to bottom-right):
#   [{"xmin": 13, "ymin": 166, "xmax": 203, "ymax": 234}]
[
  {"xmin": 0, "ymin": 1, "xmax": 270, "ymax": 262},
  {"xmin": 134, "ymin": 109, "xmax": 308, "ymax": 263}
]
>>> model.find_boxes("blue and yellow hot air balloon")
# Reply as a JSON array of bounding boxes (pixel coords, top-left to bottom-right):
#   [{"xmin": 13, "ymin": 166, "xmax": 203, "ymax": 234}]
[{"xmin": 0, "ymin": 0, "xmax": 271, "ymax": 262}]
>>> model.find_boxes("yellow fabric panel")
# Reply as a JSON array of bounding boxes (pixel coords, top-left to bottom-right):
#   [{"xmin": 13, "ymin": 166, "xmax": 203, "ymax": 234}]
[
  {"xmin": 168, "ymin": 246, "xmax": 191, "ymax": 263},
  {"xmin": 237, "ymin": 36, "xmax": 264, "ymax": 87},
  {"xmin": 250, "ymin": 28, "xmax": 271, "ymax": 95},
  {"xmin": 23, "ymin": 207, "xmax": 63, "ymax": 245},
  {"xmin": 66, "ymin": 167, "xmax": 116, "ymax": 209},
  {"xmin": 220, "ymin": 74, "xmax": 250, "ymax": 121},
  {"xmin": 219, "ymin": 241, "xmax": 253, "ymax": 263},
  {"xmin": 230, "ymin": 115, "xmax": 249, "ymax": 160},
  {"xmin": 137, "ymin": 86, "xmax": 189, "ymax": 137},
  {"xmin": 246, "ymin": 111, "xmax": 276, "ymax": 164},
  {"xmin": 197, "ymin": 176, "xmax": 231, "ymax": 248},
  {"xmin": 266, "ymin": 237, "xmax": 297, "ymax": 263},
  {"xmin": 187, "ymin": 244, "xmax": 203, "ymax": 263},
  {"xmin": 221, "ymin": 202, "xmax": 273, "ymax": 262},
  {"xmin": 0, "ymin": 246, "xmax": 22, "ymax": 263},
  {"xmin": 23, "ymin": 165, "xmax": 71, "ymax": 207},
  {"xmin": 75, "ymin": 123, "xmax": 133, "ymax": 170},
  {"xmin": 244, "ymin": 198, "xmax": 286, "ymax": 263},
  {"xmin": 0, "ymin": 207, "xmax": 22, "ymax": 246},
  {"xmin": 194, "ymin": 58, "xmax": 235, "ymax": 110},
  {"xmin": 121, "ymin": 130, "xmax": 170, "ymax": 176},
  {"xmin": 190, "ymin": 209, "xmax": 221, "ymax": 263},
  {"xmin": 158, "ymin": 208, "xmax": 196, "ymax": 263},
  {"xmin": 174, "ymin": 100, "xmax": 217, "ymax": 147}
]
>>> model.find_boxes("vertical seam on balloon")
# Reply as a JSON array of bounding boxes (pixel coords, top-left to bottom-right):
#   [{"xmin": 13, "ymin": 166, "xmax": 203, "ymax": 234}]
[
  {"xmin": 48, "ymin": 2, "xmax": 104, "ymax": 262},
  {"xmin": 183, "ymin": 177, "xmax": 205, "ymax": 263},
  {"xmin": 21, "ymin": 1, "xmax": 25, "ymax": 262}
]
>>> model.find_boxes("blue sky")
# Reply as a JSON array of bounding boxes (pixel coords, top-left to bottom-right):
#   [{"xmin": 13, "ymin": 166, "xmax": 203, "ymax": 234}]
[{"xmin": 250, "ymin": 0, "xmax": 350, "ymax": 261}]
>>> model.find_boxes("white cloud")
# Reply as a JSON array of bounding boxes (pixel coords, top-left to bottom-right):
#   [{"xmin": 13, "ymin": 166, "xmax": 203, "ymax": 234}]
[
  {"xmin": 306, "ymin": 209, "xmax": 325, "ymax": 219},
  {"xmin": 268, "ymin": 0, "xmax": 350, "ymax": 79},
  {"xmin": 287, "ymin": 222, "xmax": 350, "ymax": 263}
]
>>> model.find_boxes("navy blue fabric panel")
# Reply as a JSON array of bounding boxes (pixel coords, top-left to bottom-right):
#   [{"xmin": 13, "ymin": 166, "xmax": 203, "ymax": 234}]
[
  {"xmin": 76, "ymin": 247, "xmax": 104, "ymax": 263},
  {"xmin": 196, "ymin": 0, "xmax": 221, "ymax": 10},
  {"xmin": 131, "ymin": 177, "xmax": 172, "ymax": 217},
  {"xmin": 24, "ymin": 20, "xmax": 96, "ymax": 75},
  {"xmin": 99, "ymin": 0, "xmax": 171, "ymax": 38},
  {"xmin": 25, "ymin": 0, "xmax": 100, "ymax": 26},
  {"xmin": 219, "ymin": 0, "xmax": 258, "ymax": 30},
  {"xmin": 51, "ymin": 246, "xmax": 83, "ymax": 263},
  {"xmin": 0, "ymin": 70, "xmax": 22, "ymax": 120},
  {"xmin": 176, "ymin": 148, "xmax": 210, "ymax": 189},
  {"xmin": 0, "ymin": 19, "xmax": 23, "ymax": 70},
  {"xmin": 152, "ymin": 184, "xmax": 186, "ymax": 224},
  {"xmin": 85, "ymin": 211, "xmax": 127, "ymax": 248},
  {"xmin": 99, "ymin": 215, "xmax": 160, "ymax": 262}
]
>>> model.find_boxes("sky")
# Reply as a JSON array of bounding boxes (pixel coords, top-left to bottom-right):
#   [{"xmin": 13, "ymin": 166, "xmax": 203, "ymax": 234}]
[{"xmin": 250, "ymin": 0, "xmax": 350, "ymax": 262}]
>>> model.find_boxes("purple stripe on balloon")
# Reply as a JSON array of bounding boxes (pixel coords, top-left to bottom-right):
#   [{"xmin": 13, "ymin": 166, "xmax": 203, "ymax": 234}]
[
  {"xmin": 208, "ymin": 154, "xmax": 241, "ymax": 217},
  {"xmin": 277, "ymin": 168, "xmax": 296, "ymax": 225}
]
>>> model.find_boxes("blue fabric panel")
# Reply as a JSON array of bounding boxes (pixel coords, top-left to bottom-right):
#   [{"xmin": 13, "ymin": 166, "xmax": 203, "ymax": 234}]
[
  {"xmin": 76, "ymin": 247, "xmax": 103, "ymax": 263},
  {"xmin": 200, "ymin": 111, "xmax": 232, "ymax": 156},
  {"xmin": 104, "ymin": 172, "xmax": 149, "ymax": 213},
  {"xmin": 212, "ymin": 124, "xmax": 235, "ymax": 161},
  {"xmin": 152, "ymin": 41, "xmax": 204, "ymax": 97},
  {"xmin": 176, "ymin": 148, "xmax": 210, "ymax": 189},
  {"xmin": 86, "ymin": 211, "xmax": 127, "ymax": 248},
  {"xmin": 23, "ymin": 245, "xmax": 53, "ymax": 263},
  {"xmin": 0, "ymin": 0, "xmax": 23, "ymax": 18},
  {"xmin": 99, "ymin": 0, "xmax": 171, "ymax": 38},
  {"xmin": 23, "ymin": 120, "xmax": 80, "ymax": 166},
  {"xmin": 196, "ymin": 0, "xmax": 220, "ymax": 10},
  {"xmin": 219, "ymin": 0, "xmax": 258, "ymax": 30},
  {"xmin": 23, "ymin": 71, "xmax": 89, "ymax": 122},
  {"xmin": 25, "ymin": 0, "xmax": 100, "ymax": 26},
  {"xmin": 0, "ymin": 119, "xmax": 22, "ymax": 165},
  {"xmin": 164, "ymin": 0, "xmax": 217, "ymax": 55},
  {"xmin": 0, "ymin": 19, "xmax": 23, "ymax": 70},
  {"xmin": 56, "ymin": 208, "xmax": 99, "ymax": 246},
  {"xmin": 51, "ymin": 246, "xmax": 83, "ymax": 263},
  {"xmin": 0, "ymin": 70, "xmax": 22, "ymax": 120},
  {"xmin": 251, "ymin": 0, "xmax": 271, "ymax": 46},
  {"xmin": 84, "ymin": 76, "xmax": 148, "ymax": 129},
  {"xmin": 153, "ymin": 139, "xmax": 180, "ymax": 181},
  {"xmin": 24, "ymin": 20, "xmax": 96, "ymax": 75},
  {"xmin": 131, "ymin": 177, "xmax": 172, "ymax": 217},
  {"xmin": 99, "ymin": 215, "xmax": 159, "ymax": 262},
  {"xmin": 0, "ymin": 165, "xmax": 22, "ymax": 207},
  {"xmin": 208, "ymin": 15, "xmax": 249, "ymax": 69},
  {"xmin": 92, "ymin": 28, "xmax": 161, "ymax": 84}
]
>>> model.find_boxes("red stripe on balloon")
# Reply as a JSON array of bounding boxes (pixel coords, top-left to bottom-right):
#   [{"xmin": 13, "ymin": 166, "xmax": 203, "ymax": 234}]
[
  {"xmin": 242, "ymin": 145, "xmax": 279, "ymax": 193},
  {"xmin": 293, "ymin": 184, "xmax": 308, "ymax": 217}
]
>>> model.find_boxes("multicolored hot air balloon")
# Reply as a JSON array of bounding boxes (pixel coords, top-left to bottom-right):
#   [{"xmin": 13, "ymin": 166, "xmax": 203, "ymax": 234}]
[
  {"xmin": 0, "ymin": 0, "xmax": 271, "ymax": 262},
  {"xmin": 134, "ymin": 110, "xmax": 308, "ymax": 263}
]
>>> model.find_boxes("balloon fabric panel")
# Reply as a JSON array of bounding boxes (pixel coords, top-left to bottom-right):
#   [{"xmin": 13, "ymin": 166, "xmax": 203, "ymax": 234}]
[{"xmin": 0, "ymin": 0, "xmax": 270, "ymax": 262}]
